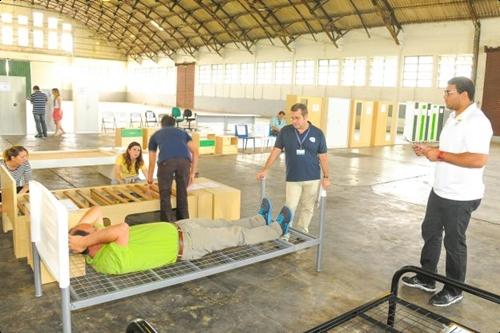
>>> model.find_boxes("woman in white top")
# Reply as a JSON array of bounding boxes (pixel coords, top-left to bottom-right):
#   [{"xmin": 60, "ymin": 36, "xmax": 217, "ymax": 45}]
[{"xmin": 52, "ymin": 88, "xmax": 65, "ymax": 136}]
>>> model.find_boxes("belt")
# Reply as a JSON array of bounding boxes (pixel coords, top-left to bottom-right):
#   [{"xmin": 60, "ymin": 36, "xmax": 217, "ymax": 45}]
[{"xmin": 175, "ymin": 224, "xmax": 184, "ymax": 260}]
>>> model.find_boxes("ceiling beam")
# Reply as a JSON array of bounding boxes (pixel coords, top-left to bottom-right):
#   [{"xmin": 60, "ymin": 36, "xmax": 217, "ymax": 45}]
[
  {"xmin": 371, "ymin": 0, "xmax": 402, "ymax": 45},
  {"xmin": 348, "ymin": 0, "xmax": 371, "ymax": 39}
]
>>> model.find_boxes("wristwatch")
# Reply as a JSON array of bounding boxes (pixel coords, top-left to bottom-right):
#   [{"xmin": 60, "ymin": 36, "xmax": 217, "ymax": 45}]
[{"xmin": 323, "ymin": 176, "xmax": 329, "ymax": 179}]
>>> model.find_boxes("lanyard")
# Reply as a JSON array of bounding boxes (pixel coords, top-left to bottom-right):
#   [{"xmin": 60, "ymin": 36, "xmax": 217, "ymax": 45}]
[{"xmin": 295, "ymin": 127, "xmax": 311, "ymax": 149}]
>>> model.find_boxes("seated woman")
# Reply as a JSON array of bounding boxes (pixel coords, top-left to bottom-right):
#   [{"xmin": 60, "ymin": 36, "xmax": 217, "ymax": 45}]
[
  {"xmin": 68, "ymin": 198, "xmax": 292, "ymax": 275},
  {"xmin": 112, "ymin": 141, "xmax": 148, "ymax": 184},
  {"xmin": 0, "ymin": 146, "xmax": 32, "ymax": 212}
]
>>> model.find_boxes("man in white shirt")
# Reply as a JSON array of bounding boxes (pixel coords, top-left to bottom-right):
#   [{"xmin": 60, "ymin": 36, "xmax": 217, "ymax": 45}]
[{"xmin": 402, "ymin": 77, "xmax": 493, "ymax": 307}]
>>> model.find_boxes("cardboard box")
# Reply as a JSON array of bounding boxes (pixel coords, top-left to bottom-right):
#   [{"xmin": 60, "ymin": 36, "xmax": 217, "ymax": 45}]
[
  {"xmin": 215, "ymin": 136, "xmax": 238, "ymax": 155},
  {"xmin": 115, "ymin": 128, "xmax": 144, "ymax": 148},
  {"xmin": 143, "ymin": 127, "xmax": 159, "ymax": 148}
]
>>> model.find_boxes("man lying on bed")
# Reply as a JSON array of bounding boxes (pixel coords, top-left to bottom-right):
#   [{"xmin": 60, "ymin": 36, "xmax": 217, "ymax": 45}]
[{"xmin": 68, "ymin": 198, "xmax": 291, "ymax": 275}]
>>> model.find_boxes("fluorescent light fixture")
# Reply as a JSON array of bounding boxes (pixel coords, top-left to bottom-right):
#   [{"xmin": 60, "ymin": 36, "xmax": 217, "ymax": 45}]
[{"xmin": 150, "ymin": 20, "xmax": 164, "ymax": 31}]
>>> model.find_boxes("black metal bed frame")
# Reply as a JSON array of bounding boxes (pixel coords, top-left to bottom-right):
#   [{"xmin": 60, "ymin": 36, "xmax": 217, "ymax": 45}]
[{"xmin": 305, "ymin": 265, "xmax": 500, "ymax": 332}]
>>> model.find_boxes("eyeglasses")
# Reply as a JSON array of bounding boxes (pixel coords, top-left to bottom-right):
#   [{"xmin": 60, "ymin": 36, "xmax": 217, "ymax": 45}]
[{"xmin": 443, "ymin": 89, "xmax": 458, "ymax": 96}]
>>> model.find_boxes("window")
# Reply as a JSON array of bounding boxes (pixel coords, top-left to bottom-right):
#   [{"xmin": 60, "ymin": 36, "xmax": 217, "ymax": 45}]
[
  {"xmin": 211, "ymin": 64, "xmax": 224, "ymax": 84},
  {"xmin": 18, "ymin": 27, "xmax": 28, "ymax": 46},
  {"xmin": 61, "ymin": 31, "xmax": 73, "ymax": 52},
  {"xmin": 295, "ymin": 60, "xmax": 314, "ymax": 85},
  {"xmin": 48, "ymin": 31, "xmax": 58, "ymax": 49},
  {"xmin": 369, "ymin": 56, "xmax": 398, "ymax": 87},
  {"xmin": 240, "ymin": 63, "xmax": 254, "ymax": 84},
  {"xmin": 2, "ymin": 26, "xmax": 13, "ymax": 45},
  {"xmin": 341, "ymin": 57, "xmax": 366, "ymax": 86},
  {"xmin": 18, "ymin": 15, "xmax": 28, "ymax": 25},
  {"xmin": 318, "ymin": 59, "xmax": 339, "ymax": 86},
  {"xmin": 2, "ymin": 13, "xmax": 13, "ymax": 23},
  {"xmin": 62, "ymin": 23, "xmax": 72, "ymax": 31},
  {"xmin": 275, "ymin": 61, "xmax": 292, "ymax": 84},
  {"xmin": 33, "ymin": 30, "xmax": 44, "ymax": 48},
  {"xmin": 225, "ymin": 64, "xmax": 239, "ymax": 84},
  {"xmin": 256, "ymin": 62, "xmax": 273, "ymax": 84},
  {"xmin": 403, "ymin": 56, "xmax": 433, "ymax": 87},
  {"xmin": 438, "ymin": 55, "xmax": 473, "ymax": 87},
  {"xmin": 48, "ymin": 17, "xmax": 58, "ymax": 29},
  {"xmin": 33, "ymin": 12, "xmax": 43, "ymax": 27},
  {"xmin": 198, "ymin": 65, "xmax": 211, "ymax": 84}
]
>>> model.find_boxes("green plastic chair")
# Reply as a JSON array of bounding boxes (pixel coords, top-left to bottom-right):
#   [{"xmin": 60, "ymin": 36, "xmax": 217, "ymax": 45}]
[{"xmin": 171, "ymin": 107, "xmax": 184, "ymax": 127}]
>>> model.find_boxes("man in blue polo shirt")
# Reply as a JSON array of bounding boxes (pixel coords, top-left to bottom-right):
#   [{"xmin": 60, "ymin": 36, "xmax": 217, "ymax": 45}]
[
  {"xmin": 29, "ymin": 85, "xmax": 48, "ymax": 138},
  {"xmin": 148, "ymin": 115, "xmax": 199, "ymax": 222},
  {"xmin": 257, "ymin": 103, "xmax": 330, "ymax": 236}
]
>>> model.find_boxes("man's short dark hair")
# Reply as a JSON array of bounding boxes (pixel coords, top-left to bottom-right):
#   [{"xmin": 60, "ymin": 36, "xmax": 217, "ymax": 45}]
[
  {"xmin": 278, "ymin": 111, "xmax": 285, "ymax": 116},
  {"xmin": 448, "ymin": 76, "xmax": 475, "ymax": 101},
  {"xmin": 290, "ymin": 103, "xmax": 308, "ymax": 117},
  {"xmin": 161, "ymin": 115, "xmax": 176, "ymax": 127},
  {"xmin": 33, "ymin": 85, "xmax": 40, "ymax": 91},
  {"xmin": 70, "ymin": 229, "xmax": 90, "ymax": 255}
]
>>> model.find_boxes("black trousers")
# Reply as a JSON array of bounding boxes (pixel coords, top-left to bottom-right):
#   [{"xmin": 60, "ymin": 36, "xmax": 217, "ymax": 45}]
[
  {"xmin": 157, "ymin": 158, "xmax": 191, "ymax": 222},
  {"xmin": 417, "ymin": 190, "xmax": 481, "ymax": 295}
]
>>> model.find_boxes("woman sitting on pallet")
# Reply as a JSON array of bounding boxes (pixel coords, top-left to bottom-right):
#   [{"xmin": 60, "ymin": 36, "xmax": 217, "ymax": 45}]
[
  {"xmin": 112, "ymin": 141, "xmax": 148, "ymax": 184},
  {"xmin": 0, "ymin": 146, "xmax": 32, "ymax": 213},
  {"xmin": 69, "ymin": 199, "xmax": 291, "ymax": 275}
]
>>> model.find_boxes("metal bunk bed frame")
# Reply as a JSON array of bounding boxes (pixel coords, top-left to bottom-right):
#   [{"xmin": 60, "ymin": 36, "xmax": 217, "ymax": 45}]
[
  {"xmin": 31, "ymin": 179, "xmax": 327, "ymax": 333},
  {"xmin": 305, "ymin": 265, "xmax": 500, "ymax": 332}
]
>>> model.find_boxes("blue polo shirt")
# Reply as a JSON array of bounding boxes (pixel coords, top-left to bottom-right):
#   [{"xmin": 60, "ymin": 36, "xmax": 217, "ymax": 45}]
[
  {"xmin": 275, "ymin": 123, "xmax": 327, "ymax": 182},
  {"xmin": 148, "ymin": 127, "xmax": 192, "ymax": 163}
]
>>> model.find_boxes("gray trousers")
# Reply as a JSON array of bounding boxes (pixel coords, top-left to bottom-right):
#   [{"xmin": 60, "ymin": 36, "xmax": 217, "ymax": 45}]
[
  {"xmin": 178, "ymin": 215, "xmax": 282, "ymax": 260},
  {"xmin": 33, "ymin": 113, "xmax": 47, "ymax": 136},
  {"xmin": 418, "ymin": 190, "xmax": 481, "ymax": 295}
]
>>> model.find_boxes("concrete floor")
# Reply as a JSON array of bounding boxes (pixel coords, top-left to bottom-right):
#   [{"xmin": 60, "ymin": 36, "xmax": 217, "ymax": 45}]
[{"xmin": 0, "ymin": 133, "xmax": 499, "ymax": 332}]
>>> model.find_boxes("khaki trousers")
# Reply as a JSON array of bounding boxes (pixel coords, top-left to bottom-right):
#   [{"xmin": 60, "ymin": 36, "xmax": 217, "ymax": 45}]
[
  {"xmin": 178, "ymin": 215, "xmax": 282, "ymax": 260},
  {"xmin": 286, "ymin": 179, "xmax": 320, "ymax": 233}
]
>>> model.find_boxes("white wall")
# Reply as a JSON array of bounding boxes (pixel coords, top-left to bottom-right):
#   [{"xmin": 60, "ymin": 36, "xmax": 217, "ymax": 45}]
[{"xmin": 191, "ymin": 18, "xmax": 500, "ymax": 117}]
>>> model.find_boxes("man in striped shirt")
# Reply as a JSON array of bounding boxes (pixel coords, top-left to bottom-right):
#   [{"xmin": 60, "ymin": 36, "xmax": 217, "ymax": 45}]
[{"xmin": 30, "ymin": 85, "xmax": 48, "ymax": 138}]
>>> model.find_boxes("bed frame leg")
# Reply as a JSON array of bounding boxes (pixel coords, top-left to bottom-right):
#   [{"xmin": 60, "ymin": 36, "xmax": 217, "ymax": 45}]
[
  {"xmin": 32, "ymin": 242, "xmax": 42, "ymax": 297},
  {"xmin": 315, "ymin": 192, "xmax": 326, "ymax": 272},
  {"xmin": 61, "ymin": 287, "xmax": 72, "ymax": 333}
]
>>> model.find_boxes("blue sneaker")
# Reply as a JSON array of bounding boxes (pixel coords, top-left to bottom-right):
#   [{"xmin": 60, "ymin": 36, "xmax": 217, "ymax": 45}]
[
  {"xmin": 258, "ymin": 198, "xmax": 272, "ymax": 225},
  {"xmin": 275, "ymin": 206, "xmax": 292, "ymax": 235}
]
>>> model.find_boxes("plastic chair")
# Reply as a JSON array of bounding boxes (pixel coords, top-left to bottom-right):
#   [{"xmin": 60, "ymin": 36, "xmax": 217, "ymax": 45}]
[
  {"xmin": 235, "ymin": 124, "xmax": 256, "ymax": 152},
  {"xmin": 129, "ymin": 112, "xmax": 143, "ymax": 128},
  {"xmin": 144, "ymin": 110, "xmax": 158, "ymax": 127},
  {"xmin": 183, "ymin": 109, "xmax": 196, "ymax": 131},
  {"xmin": 115, "ymin": 112, "xmax": 129, "ymax": 128},
  {"xmin": 266, "ymin": 124, "xmax": 278, "ymax": 148},
  {"xmin": 171, "ymin": 107, "xmax": 184, "ymax": 127},
  {"xmin": 101, "ymin": 112, "xmax": 116, "ymax": 133}
]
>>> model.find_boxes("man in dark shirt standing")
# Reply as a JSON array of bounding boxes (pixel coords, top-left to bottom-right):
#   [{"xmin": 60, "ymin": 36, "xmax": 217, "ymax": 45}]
[
  {"xmin": 257, "ymin": 103, "xmax": 330, "ymax": 237},
  {"xmin": 29, "ymin": 85, "xmax": 48, "ymax": 138},
  {"xmin": 148, "ymin": 115, "xmax": 199, "ymax": 222}
]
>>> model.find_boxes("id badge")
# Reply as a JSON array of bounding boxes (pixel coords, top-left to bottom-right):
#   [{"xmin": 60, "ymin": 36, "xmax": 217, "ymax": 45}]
[{"xmin": 296, "ymin": 149, "xmax": 305, "ymax": 155}]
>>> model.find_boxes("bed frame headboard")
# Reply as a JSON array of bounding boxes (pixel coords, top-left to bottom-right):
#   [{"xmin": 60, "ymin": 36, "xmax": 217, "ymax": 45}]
[{"xmin": 30, "ymin": 180, "xmax": 70, "ymax": 289}]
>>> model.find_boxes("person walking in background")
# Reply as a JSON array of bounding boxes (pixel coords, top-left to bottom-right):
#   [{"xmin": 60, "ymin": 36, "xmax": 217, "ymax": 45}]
[
  {"xmin": 148, "ymin": 115, "xmax": 199, "ymax": 222},
  {"xmin": 256, "ymin": 103, "xmax": 330, "ymax": 237},
  {"xmin": 51, "ymin": 88, "xmax": 65, "ymax": 136},
  {"xmin": 29, "ymin": 85, "xmax": 48, "ymax": 138},
  {"xmin": 112, "ymin": 141, "xmax": 148, "ymax": 184},
  {"xmin": 270, "ymin": 110, "xmax": 287, "ymax": 136},
  {"xmin": 402, "ymin": 77, "xmax": 493, "ymax": 307}
]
